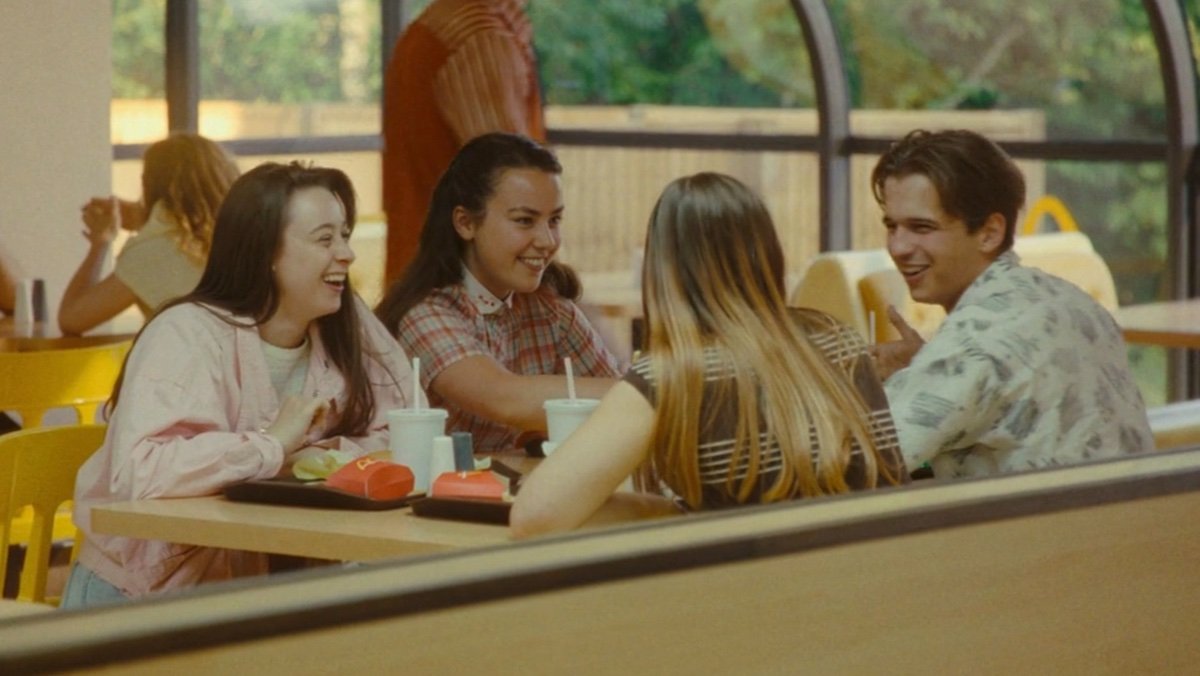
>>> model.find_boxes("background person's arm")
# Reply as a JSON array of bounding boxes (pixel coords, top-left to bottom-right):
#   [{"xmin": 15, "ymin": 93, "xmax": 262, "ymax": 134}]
[
  {"xmin": 510, "ymin": 380, "xmax": 656, "ymax": 538},
  {"xmin": 58, "ymin": 197, "xmax": 138, "ymax": 335},
  {"xmin": 0, "ymin": 240, "xmax": 22, "ymax": 314}
]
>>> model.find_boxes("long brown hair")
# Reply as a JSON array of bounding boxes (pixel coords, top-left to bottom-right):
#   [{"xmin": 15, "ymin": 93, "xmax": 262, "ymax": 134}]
[
  {"xmin": 638, "ymin": 173, "xmax": 898, "ymax": 507},
  {"xmin": 376, "ymin": 132, "xmax": 579, "ymax": 332},
  {"xmin": 141, "ymin": 133, "xmax": 240, "ymax": 264},
  {"xmin": 109, "ymin": 162, "xmax": 382, "ymax": 437}
]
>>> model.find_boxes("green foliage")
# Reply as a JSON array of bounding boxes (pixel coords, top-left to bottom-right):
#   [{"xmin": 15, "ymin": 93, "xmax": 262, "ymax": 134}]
[
  {"xmin": 112, "ymin": 0, "xmax": 380, "ymax": 103},
  {"xmin": 200, "ymin": 0, "xmax": 344, "ymax": 103},
  {"xmin": 112, "ymin": 0, "xmax": 165, "ymax": 98},
  {"xmin": 528, "ymin": 0, "xmax": 785, "ymax": 106}
]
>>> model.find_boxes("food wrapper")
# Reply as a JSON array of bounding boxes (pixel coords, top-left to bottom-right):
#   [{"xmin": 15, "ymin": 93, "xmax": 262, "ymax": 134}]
[
  {"xmin": 292, "ymin": 449, "xmax": 357, "ymax": 480},
  {"xmin": 326, "ymin": 457, "xmax": 415, "ymax": 500},
  {"xmin": 430, "ymin": 470, "xmax": 512, "ymax": 501},
  {"xmin": 292, "ymin": 449, "xmax": 391, "ymax": 480}
]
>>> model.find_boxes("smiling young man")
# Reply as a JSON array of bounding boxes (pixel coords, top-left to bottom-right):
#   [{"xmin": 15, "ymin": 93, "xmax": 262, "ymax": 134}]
[{"xmin": 869, "ymin": 129, "xmax": 1153, "ymax": 479}]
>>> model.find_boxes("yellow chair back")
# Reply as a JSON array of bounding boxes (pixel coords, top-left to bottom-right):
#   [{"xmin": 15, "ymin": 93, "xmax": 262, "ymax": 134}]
[
  {"xmin": 0, "ymin": 338, "xmax": 130, "ymax": 427},
  {"xmin": 0, "ymin": 424, "xmax": 106, "ymax": 605}
]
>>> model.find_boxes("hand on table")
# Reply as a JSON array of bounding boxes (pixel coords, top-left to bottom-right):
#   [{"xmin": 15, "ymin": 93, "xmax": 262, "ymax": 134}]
[{"xmin": 866, "ymin": 305, "xmax": 925, "ymax": 381}]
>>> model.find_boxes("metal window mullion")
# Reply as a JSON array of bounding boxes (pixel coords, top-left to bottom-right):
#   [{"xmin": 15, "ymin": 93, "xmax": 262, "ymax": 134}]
[
  {"xmin": 165, "ymin": 0, "xmax": 199, "ymax": 134},
  {"xmin": 1144, "ymin": 0, "xmax": 1200, "ymax": 400},
  {"xmin": 789, "ymin": 0, "xmax": 852, "ymax": 252}
]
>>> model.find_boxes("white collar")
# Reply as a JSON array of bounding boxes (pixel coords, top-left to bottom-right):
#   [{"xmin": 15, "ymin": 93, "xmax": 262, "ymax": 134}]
[{"xmin": 462, "ymin": 266, "xmax": 513, "ymax": 315}]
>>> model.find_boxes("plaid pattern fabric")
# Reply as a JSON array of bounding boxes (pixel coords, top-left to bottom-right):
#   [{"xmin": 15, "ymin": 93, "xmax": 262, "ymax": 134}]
[
  {"xmin": 397, "ymin": 282, "xmax": 621, "ymax": 452},
  {"xmin": 625, "ymin": 308, "xmax": 906, "ymax": 508}
]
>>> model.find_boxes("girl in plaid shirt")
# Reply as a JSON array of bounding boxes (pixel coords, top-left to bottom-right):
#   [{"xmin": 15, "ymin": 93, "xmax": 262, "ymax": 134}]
[{"xmin": 376, "ymin": 133, "xmax": 621, "ymax": 454}]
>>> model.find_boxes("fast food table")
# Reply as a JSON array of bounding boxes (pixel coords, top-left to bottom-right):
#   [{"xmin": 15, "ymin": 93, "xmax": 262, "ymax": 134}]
[
  {"xmin": 89, "ymin": 456, "xmax": 543, "ymax": 562},
  {"xmin": 1114, "ymin": 298, "xmax": 1200, "ymax": 350}
]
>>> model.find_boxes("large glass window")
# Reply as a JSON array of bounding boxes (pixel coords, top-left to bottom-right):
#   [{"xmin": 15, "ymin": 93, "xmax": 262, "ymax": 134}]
[
  {"xmin": 197, "ymin": 0, "xmax": 382, "ymax": 141},
  {"xmin": 112, "ymin": 0, "xmax": 167, "ymax": 144},
  {"xmin": 527, "ymin": 0, "xmax": 820, "ymax": 277},
  {"xmin": 835, "ymin": 0, "xmax": 1168, "ymax": 141}
]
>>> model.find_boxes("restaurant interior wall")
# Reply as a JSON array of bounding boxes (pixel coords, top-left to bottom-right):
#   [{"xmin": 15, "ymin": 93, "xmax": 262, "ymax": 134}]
[{"xmin": 1, "ymin": 2, "xmax": 112, "ymax": 325}]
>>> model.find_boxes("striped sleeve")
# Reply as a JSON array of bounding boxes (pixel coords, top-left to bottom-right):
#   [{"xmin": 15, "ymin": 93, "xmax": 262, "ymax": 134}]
[{"xmin": 433, "ymin": 31, "xmax": 536, "ymax": 143}]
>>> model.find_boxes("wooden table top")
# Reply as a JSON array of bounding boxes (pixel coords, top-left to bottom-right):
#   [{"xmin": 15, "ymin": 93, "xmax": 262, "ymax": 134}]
[
  {"xmin": 89, "ymin": 455, "xmax": 542, "ymax": 562},
  {"xmin": 1114, "ymin": 298, "xmax": 1200, "ymax": 350},
  {"xmin": 91, "ymin": 495, "xmax": 513, "ymax": 562},
  {"xmin": 0, "ymin": 313, "xmax": 141, "ymax": 351}
]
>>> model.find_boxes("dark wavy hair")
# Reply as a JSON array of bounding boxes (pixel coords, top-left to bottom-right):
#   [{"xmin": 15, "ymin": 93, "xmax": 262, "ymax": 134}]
[
  {"xmin": 870, "ymin": 129, "xmax": 1026, "ymax": 252},
  {"xmin": 376, "ymin": 132, "xmax": 578, "ymax": 333},
  {"xmin": 109, "ymin": 162, "xmax": 381, "ymax": 437}
]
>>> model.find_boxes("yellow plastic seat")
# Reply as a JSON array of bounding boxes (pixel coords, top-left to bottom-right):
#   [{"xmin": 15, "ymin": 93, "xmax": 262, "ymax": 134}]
[
  {"xmin": 0, "ymin": 338, "xmax": 131, "ymax": 427},
  {"xmin": 0, "ymin": 339, "xmax": 129, "ymax": 567},
  {"xmin": 793, "ymin": 231, "xmax": 1116, "ymax": 344},
  {"xmin": 0, "ymin": 424, "xmax": 107, "ymax": 605}
]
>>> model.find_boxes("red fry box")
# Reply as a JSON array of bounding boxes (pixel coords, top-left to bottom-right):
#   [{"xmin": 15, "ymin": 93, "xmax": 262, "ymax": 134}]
[
  {"xmin": 430, "ymin": 470, "xmax": 507, "ymax": 500},
  {"xmin": 325, "ymin": 457, "xmax": 415, "ymax": 500}
]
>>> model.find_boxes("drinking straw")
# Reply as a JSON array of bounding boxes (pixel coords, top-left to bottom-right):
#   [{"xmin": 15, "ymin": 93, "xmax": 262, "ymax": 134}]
[
  {"xmin": 565, "ymin": 356, "xmax": 577, "ymax": 400},
  {"xmin": 412, "ymin": 357, "xmax": 421, "ymax": 410},
  {"xmin": 868, "ymin": 311, "xmax": 877, "ymax": 346}
]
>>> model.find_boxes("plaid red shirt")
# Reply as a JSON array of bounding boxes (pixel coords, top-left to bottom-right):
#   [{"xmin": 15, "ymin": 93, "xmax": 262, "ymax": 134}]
[{"xmin": 396, "ymin": 279, "xmax": 621, "ymax": 453}]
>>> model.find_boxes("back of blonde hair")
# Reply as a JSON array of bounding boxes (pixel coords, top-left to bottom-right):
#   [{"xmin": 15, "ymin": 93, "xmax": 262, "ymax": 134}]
[
  {"xmin": 141, "ymin": 133, "xmax": 240, "ymax": 264},
  {"xmin": 637, "ymin": 173, "xmax": 896, "ymax": 507}
]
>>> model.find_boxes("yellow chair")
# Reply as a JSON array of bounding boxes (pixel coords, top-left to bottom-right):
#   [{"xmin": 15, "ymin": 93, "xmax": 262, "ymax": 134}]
[
  {"xmin": 790, "ymin": 248, "xmax": 947, "ymax": 343},
  {"xmin": 0, "ymin": 339, "xmax": 129, "ymax": 572},
  {"xmin": 0, "ymin": 424, "xmax": 106, "ymax": 605},
  {"xmin": 0, "ymin": 337, "xmax": 131, "ymax": 427},
  {"xmin": 789, "ymin": 248, "xmax": 903, "ymax": 341}
]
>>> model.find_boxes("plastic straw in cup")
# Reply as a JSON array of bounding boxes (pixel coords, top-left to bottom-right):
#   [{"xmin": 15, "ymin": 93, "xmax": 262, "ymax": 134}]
[
  {"xmin": 565, "ymin": 357, "xmax": 576, "ymax": 401},
  {"xmin": 412, "ymin": 357, "xmax": 421, "ymax": 410}
]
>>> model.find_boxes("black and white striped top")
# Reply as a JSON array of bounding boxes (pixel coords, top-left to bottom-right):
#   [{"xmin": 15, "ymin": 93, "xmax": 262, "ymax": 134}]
[{"xmin": 624, "ymin": 308, "xmax": 907, "ymax": 508}]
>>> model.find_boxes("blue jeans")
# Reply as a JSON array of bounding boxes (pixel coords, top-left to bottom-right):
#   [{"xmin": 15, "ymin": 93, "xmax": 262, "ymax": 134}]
[{"xmin": 60, "ymin": 563, "xmax": 128, "ymax": 609}]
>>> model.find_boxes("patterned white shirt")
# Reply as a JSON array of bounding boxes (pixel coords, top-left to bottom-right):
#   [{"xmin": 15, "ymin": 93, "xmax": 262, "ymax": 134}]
[{"xmin": 885, "ymin": 251, "xmax": 1153, "ymax": 478}]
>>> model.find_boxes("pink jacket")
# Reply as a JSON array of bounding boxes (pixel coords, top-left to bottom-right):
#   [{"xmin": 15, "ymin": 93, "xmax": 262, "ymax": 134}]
[{"xmin": 74, "ymin": 300, "xmax": 417, "ymax": 597}]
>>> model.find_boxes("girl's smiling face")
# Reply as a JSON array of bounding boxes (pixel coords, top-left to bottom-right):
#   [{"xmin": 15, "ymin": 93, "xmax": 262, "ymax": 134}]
[
  {"xmin": 263, "ymin": 186, "xmax": 355, "ymax": 347},
  {"xmin": 455, "ymin": 168, "xmax": 563, "ymax": 299}
]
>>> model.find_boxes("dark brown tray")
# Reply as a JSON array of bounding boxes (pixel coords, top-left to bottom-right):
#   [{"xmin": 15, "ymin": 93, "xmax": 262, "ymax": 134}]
[
  {"xmin": 223, "ymin": 476, "xmax": 424, "ymax": 511},
  {"xmin": 410, "ymin": 496, "xmax": 512, "ymax": 525}
]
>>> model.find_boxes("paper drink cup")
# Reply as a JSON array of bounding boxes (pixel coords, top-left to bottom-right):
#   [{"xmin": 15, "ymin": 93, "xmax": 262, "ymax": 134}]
[
  {"xmin": 543, "ymin": 398, "xmax": 600, "ymax": 444},
  {"xmin": 387, "ymin": 408, "xmax": 448, "ymax": 491}
]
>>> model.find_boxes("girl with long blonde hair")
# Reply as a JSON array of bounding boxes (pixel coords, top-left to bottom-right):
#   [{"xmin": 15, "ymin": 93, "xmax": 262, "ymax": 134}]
[{"xmin": 512, "ymin": 173, "xmax": 906, "ymax": 537}]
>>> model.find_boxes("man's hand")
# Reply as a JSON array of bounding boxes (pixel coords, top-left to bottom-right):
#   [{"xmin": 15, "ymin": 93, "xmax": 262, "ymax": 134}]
[{"xmin": 867, "ymin": 305, "xmax": 925, "ymax": 381}]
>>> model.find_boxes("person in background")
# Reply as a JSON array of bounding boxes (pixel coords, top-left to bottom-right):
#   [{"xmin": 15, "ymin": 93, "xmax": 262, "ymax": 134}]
[
  {"xmin": 376, "ymin": 133, "xmax": 621, "ymax": 455},
  {"xmin": 382, "ymin": 0, "xmax": 544, "ymax": 283},
  {"xmin": 868, "ymin": 129, "xmax": 1153, "ymax": 479},
  {"xmin": 58, "ymin": 133, "xmax": 240, "ymax": 335},
  {"xmin": 0, "ymin": 239, "xmax": 20, "ymax": 315},
  {"xmin": 62, "ymin": 162, "xmax": 416, "ymax": 608},
  {"xmin": 510, "ymin": 173, "xmax": 907, "ymax": 538},
  {"xmin": 0, "ymin": 241, "xmax": 23, "ymax": 433}
]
